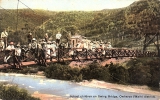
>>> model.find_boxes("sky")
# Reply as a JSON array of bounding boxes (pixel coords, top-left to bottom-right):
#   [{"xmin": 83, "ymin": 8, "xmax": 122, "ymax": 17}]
[{"xmin": 0, "ymin": 0, "xmax": 139, "ymax": 11}]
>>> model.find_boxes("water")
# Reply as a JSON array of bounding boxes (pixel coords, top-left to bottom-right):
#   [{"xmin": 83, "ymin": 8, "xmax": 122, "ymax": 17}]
[{"xmin": 0, "ymin": 73, "xmax": 159, "ymax": 100}]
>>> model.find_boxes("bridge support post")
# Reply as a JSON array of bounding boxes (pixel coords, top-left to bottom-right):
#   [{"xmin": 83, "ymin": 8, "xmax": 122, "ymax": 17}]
[
  {"xmin": 143, "ymin": 33, "xmax": 160, "ymax": 57},
  {"xmin": 86, "ymin": 49, "xmax": 88, "ymax": 60},
  {"xmin": 157, "ymin": 33, "xmax": 160, "ymax": 57},
  {"xmin": 57, "ymin": 46, "xmax": 60, "ymax": 62}
]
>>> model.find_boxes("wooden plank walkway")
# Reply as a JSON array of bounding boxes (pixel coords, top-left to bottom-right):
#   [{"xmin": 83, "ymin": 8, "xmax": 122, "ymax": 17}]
[{"xmin": 0, "ymin": 58, "xmax": 82, "ymax": 69}]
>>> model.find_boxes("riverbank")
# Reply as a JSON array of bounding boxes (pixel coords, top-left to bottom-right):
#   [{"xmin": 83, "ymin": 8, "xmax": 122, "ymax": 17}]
[
  {"xmin": 78, "ymin": 80, "xmax": 160, "ymax": 96},
  {"xmin": 36, "ymin": 71, "xmax": 160, "ymax": 97},
  {"xmin": 32, "ymin": 79, "xmax": 160, "ymax": 100}
]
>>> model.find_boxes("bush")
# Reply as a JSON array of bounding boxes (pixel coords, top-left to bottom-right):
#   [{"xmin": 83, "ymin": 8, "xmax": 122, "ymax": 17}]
[
  {"xmin": 127, "ymin": 58, "xmax": 160, "ymax": 88},
  {"xmin": 147, "ymin": 58, "xmax": 160, "ymax": 88},
  {"xmin": 128, "ymin": 62, "xmax": 151, "ymax": 85},
  {"xmin": 0, "ymin": 83, "xmax": 40, "ymax": 100},
  {"xmin": 81, "ymin": 62, "xmax": 110, "ymax": 81},
  {"xmin": 45, "ymin": 63, "xmax": 82, "ymax": 81},
  {"xmin": 108, "ymin": 64, "xmax": 129, "ymax": 84}
]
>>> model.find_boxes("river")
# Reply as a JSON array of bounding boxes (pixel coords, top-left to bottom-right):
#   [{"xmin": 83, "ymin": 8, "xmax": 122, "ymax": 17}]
[{"xmin": 0, "ymin": 73, "xmax": 159, "ymax": 100}]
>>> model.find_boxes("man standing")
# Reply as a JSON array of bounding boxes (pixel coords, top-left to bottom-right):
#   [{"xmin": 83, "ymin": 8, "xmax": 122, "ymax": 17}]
[
  {"xmin": 14, "ymin": 44, "xmax": 22, "ymax": 69},
  {"xmin": 4, "ymin": 42, "xmax": 15, "ymax": 63},
  {"xmin": 27, "ymin": 32, "xmax": 32, "ymax": 44},
  {"xmin": 56, "ymin": 31, "xmax": 62, "ymax": 46},
  {"xmin": 0, "ymin": 38, "xmax": 5, "ymax": 51},
  {"xmin": 1, "ymin": 29, "xmax": 8, "ymax": 48},
  {"xmin": 50, "ymin": 41, "xmax": 57, "ymax": 61},
  {"xmin": 29, "ymin": 38, "xmax": 38, "ymax": 61},
  {"xmin": 44, "ymin": 33, "xmax": 49, "ymax": 42}
]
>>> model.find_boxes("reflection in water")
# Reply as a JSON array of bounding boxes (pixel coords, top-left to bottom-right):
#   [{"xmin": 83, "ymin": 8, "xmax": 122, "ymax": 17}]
[{"xmin": 0, "ymin": 73, "xmax": 159, "ymax": 100}]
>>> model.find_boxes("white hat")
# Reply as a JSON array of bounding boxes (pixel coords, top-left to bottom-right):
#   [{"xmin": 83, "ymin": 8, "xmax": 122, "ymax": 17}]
[
  {"xmin": 108, "ymin": 42, "xmax": 111, "ymax": 44},
  {"xmin": 32, "ymin": 38, "xmax": 36, "ymax": 40}
]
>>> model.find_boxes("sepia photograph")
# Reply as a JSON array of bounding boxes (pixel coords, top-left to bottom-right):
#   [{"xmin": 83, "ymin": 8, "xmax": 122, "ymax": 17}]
[{"xmin": 0, "ymin": 0, "xmax": 160, "ymax": 100}]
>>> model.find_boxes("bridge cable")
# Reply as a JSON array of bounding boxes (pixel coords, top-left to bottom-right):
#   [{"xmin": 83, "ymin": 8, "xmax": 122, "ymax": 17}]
[
  {"xmin": 16, "ymin": 0, "xmax": 19, "ymax": 32},
  {"xmin": 19, "ymin": 0, "xmax": 35, "ymax": 13},
  {"xmin": 18, "ymin": 0, "xmax": 46, "ymax": 32}
]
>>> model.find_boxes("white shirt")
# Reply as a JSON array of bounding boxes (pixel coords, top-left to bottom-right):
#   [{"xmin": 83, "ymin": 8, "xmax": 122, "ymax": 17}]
[
  {"xmin": 50, "ymin": 44, "xmax": 57, "ymax": 57},
  {"xmin": 56, "ymin": 33, "xmax": 62, "ymax": 39},
  {"xmin": 51, "ymin": 44, "xmax": 57, "ymax": 51},
  {"xmin": 44, "ymin": 44, "xmax": 51, "ymax": 58},
  {"xmin": 0, "ymin": 41, "xmax": 4, "ymax": 47},
  {"xmin": 1, "ymin": 31, "xmax": 8, "ymax": 38},
  {"xmin": 29, "ymin": 42, "xmax": 37, "ymax": 49},
  {"xmin": 15, "ymin": 48, "xmax": 21, "ymax": 56},
  {"xmin": 6, "ymin": 45, "xmax": 15, "ymax": 50}
]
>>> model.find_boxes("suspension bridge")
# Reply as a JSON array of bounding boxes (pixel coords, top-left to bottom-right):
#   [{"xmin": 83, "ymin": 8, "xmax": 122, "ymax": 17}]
[{"xmin": 0, "ymin": 46, "xmax": 158, "ymax": 69}]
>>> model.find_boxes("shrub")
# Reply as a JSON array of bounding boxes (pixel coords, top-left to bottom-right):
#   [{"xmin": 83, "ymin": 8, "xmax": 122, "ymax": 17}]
[
  {"xmin": 81, "ymin": 62, "xmax": 110, "ymax": 81},
  {"xmin": 147, "ymin": 58, "xmax": 160, "ymax": 88},
  {"xmin": 45, "ymin": 63, "xmax": 82, "ymax": 81},
  {"xmin": 127, "ymin": 58, "xmax": 159, "ymax": 88},
  {"xmin": 128, "ymin": 62, "xmax": 151, "ymax": 85},
  {"xmin": 0, "ymin": 83, "xmax": 40, "ymax": 100},
  {"xmin": 108, "ymin": 64, "xmax": 129, "ymax": 84}
]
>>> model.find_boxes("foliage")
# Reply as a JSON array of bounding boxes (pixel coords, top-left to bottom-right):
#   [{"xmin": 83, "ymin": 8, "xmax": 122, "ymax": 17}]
[
  {"xmin": 1, "ymin": 0, "xmax": 160, "ymax": 47},
  {"xmin": 108, "ymin": 64, "xmax": 129, "ymax": 84},
  {"xmin": 128, "ymin": 62, "xmax": 151, "ymax": 85},
  {"xmin": 0, "ymin": 83, "xmax": 40, "ymax": 100},
  {"xmin": 127, "ymin": 57, "xmax": 160, "ymax": 88},
  {"xmin": 45, "ymin": 63, "xmax": 82, "ymax": 81},
  {"xmin": 0, "ymin": 65, "xmax": 39, "ymax": 74},
  {"xmin": 147, "ymin": 58, "xmax": 160, "ymax": 88},
  {"xmin": 81, "ymin": 63, "xmax": 110, "ymax": 81}
]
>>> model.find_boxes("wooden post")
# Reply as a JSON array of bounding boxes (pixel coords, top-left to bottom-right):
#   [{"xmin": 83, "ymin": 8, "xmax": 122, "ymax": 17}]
[
  {"xmin": 57, "ymin": 46, "xmax": 60, "ymax": 62},
  {"xmin": 86, "ymin": 48, "xmax": 88, "ymax": 60},
  {"xmin": 16, "ymin": 0, "xmax": 19, "ymax": 32},
  {"xmin": 143, "ymin": 34, "xmax": 147, "ymax": 52},
  {"xmin": 157, "ymin": 33, "xmax": 160, "ymax": 57}
]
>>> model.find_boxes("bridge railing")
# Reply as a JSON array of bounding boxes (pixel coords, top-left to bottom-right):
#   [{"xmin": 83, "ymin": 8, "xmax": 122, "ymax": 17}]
[
  {"xmin": 0, "ymin": 47, "xmax": 158, "ymax": 67},
  {"xmin": 56, "ymin": 47, "xmax": 158, "ymax": 62}
]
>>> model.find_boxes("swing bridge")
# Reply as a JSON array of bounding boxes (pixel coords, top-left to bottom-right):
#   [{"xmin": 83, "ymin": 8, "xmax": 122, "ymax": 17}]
[{"xmin": 0, "ymin": 45, "xmax": 158, "ymax": 69}]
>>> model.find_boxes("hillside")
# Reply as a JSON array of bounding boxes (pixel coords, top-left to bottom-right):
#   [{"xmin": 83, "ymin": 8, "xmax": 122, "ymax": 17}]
[
  {"xmin": 0, "ymin": 9, "xmax": 53, "ymax": 31},
  {"xmin": 0, "ymin": 0, "xmax": 160, "ymax": 47}
]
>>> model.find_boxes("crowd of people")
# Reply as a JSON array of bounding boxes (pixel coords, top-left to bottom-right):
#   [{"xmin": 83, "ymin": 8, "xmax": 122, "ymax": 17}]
[
  {"xmin": 0, "ymin": 29, "xmax": 63, "ymax": 68},
  {"xmin": 0, "ymin": 28, "xmax": 113, "ymax": 68}
]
